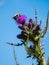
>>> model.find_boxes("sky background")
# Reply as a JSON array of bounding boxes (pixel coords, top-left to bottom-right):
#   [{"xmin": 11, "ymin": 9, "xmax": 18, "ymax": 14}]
[{"xmin": 0, "ymin": 0, "xmax": 49, "ymax": 65}]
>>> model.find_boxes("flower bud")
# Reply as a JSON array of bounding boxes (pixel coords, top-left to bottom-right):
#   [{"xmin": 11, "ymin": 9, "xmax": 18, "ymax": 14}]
[{"xmin": 18, "ymin": 25, "xmax": 25, "ymax": 30}]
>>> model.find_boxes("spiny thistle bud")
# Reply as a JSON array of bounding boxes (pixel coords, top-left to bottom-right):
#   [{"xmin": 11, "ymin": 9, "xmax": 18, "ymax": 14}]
[
  {"xmin": 36, "ymin": 24, "xmax": 41, "ymax": 31},
  {"xmin": 29, "ymin": 18, "xmax": 33, "ymax": 23},
  {"xmin": 28, "ymin": 18, "xmax": 34, "ymax": 29},
  {"xmin": 18, "ymin": 25, "xmax": 25, "ymax": 30}
]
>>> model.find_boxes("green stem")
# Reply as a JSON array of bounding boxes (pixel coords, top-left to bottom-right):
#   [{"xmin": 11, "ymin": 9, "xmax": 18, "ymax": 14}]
[{"xmin": 35, "ymin": 42, "xmax": 45, "ymax": 65}]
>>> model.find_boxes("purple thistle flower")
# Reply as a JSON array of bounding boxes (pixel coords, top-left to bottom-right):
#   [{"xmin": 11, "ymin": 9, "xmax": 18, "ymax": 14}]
[
  {"xmin": 17, "ymin": 15, "xmax": 27, "ymax": 24},
  {"xmin": 13, "ymin": 14, "xmax": 27, "ymax": 24}
]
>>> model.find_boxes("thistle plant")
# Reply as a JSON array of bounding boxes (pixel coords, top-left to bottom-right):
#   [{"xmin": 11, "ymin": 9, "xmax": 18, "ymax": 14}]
[{"xmin": 6, "ymin": 10, "xmax": 49, "ymax": 65}]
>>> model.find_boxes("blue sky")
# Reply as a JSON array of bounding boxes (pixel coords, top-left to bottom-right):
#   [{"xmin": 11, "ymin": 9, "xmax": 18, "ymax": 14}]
[{"xmin": 0, "ymin": 0, "xmax": 49, "ymax": 65}]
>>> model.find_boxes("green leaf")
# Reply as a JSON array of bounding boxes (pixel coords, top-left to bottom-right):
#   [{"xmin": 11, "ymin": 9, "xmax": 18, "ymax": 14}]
[
  {"xmin": 13, "ymin": 47, "xmax": 19, "ymax": 65},
  {"xmin": 41, "ymin": 11, "xmax": 49, "ymax": 38}
]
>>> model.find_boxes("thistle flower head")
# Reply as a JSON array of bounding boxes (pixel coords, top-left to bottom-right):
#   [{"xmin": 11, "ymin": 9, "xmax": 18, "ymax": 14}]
[{"xmin": 13, "ymin": 14, "xmax": 27, "ymax": 24}]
